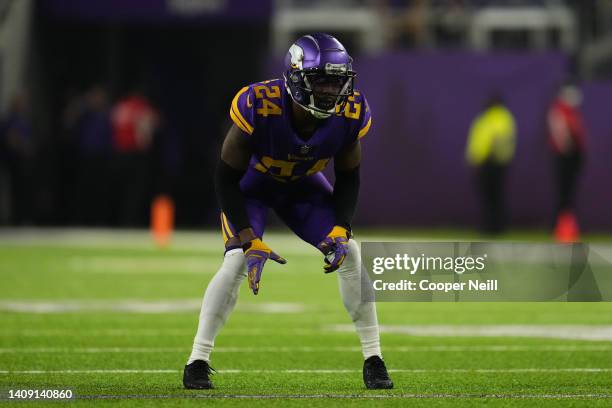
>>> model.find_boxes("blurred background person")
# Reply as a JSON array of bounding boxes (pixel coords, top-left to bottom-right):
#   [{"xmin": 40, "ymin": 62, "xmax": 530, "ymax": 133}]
[
  {"xmin": 385, "ymin": 0, "xmax": 430, "ymax": 49},
  {"xmin": 0, "ymin": 91, "xmax": 34, "ymax": 225},
  {"xmin": 63, "ymin": 85, "xmax": 113, "ymax": 225},
  {"xmin": 465, "ymin": 93, "xmax": 516, "ymax": 234},
  {"xmin": 110, "ymin": 88, "xmax": 159, "ymax": 227},
  {"xmin": 547, "ymin": 82, "xmax": 587, "ymax": 242},
  {"xmin": 376, "ymin": 0, "xmax": 468, "ymax": 49}
]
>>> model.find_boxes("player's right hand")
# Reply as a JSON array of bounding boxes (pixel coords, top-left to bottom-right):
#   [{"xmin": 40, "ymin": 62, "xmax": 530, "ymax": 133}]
[
  {"xmin": 317, "ymin": 226, "xmax": 350, "ymax": 273},
  {"xmin": 242, "ymin": 238, "xmax": 286, "ymax": 295}
]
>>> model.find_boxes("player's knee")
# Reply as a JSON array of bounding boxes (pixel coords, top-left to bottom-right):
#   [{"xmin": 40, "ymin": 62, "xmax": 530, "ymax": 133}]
[
  {"xmin": 346, "ymin": 239, "xmax": 360, "ymax": 259},
  {"xmin": 337, "ymin": 239, "xmax": 360, "ymax": 277}
]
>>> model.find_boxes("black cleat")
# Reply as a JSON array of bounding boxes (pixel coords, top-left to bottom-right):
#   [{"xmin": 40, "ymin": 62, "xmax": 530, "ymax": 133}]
[
  {"xmin": 183, "ymin": 360, "xmax": 215, "ymax": 389},
  {"xmin": 363, "ymin": 356, "xmax": 394, "ymax": 389}
]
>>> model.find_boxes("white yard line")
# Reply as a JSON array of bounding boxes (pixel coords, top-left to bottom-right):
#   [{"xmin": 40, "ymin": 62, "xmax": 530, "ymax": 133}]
[
  {"xmin": 69, "ymin": 393, "xmax": 612, "ymax": 400},
  {"xmin": 0, "ymin": 300, "xmax": 305, "ymax": 314},
  {"xmin": 68, "ymin": 256, "xmax": 219, "ymax": 274},
  {"xmin": 4, "ymin": 325, "xmax": 612, "ymax": 341},
  {"xmin": 1, "ymin": 368, "xmax": 611, "ymax": 375},
  {"xmin": 0, "ymin": 328, "xmax": 320, "ymax": 336},
  {"xmin": 331, "ymin": 324, "xmax": 612, "ymax": 341},
  {"xmin": 0, "ymin": 328, "xmax": 315, "ymax": 336},
  {"xmin": 2, "ymin": 345, "xmax": 612, "ymax": 353}
]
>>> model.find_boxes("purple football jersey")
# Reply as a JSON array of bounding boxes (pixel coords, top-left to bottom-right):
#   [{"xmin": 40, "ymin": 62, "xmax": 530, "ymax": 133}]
[{"xmin": 229, "ymin": 78, "xmax": 372, "ymax": 182}]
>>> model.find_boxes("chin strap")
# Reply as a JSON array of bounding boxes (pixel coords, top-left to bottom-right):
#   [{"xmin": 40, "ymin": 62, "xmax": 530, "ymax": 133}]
[
  {"xmin": 296, "ymin": 99, "xmax": 333, "ymax": 119},
  {"xmin": 285, "ymin": 75, "xmax": 339, "ymax": 119},
  {"xmin": 308, "ymin": 108, "xmax": 332, "ymax": 119}
]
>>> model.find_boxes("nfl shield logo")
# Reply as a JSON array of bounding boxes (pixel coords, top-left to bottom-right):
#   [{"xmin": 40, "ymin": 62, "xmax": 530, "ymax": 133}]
[{"xmin": 300, "ymin": 145, "xmax": 311, "ymax": 155}]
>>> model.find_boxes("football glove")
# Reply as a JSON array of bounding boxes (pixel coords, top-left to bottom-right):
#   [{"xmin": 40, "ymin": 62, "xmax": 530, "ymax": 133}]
[
  {"xmin": 317, "ymin": 225, "xmax": 350, "ymax": 273},
  {"xmin": 242, "ymin": 238, "xmax": 286, "ymax": 295}
]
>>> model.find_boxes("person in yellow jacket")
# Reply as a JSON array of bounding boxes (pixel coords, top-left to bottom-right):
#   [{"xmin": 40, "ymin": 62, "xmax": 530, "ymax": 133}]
[{"xmin": 465, "ymin": 94, "xmax": 516, "ymax": 233}]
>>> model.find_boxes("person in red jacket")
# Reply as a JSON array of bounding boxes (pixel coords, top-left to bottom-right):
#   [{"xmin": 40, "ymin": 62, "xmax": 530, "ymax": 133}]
[
  {"xmin": 110, "ymin": 90, "xmax": 159, "ymax": 226},
  {"xmin": 112, "ymin": 93, "xmax": 157, "ymax": 153},
  {"xmin": 547, "ymin": 82, "xmax": 587, "ymax": 240}
]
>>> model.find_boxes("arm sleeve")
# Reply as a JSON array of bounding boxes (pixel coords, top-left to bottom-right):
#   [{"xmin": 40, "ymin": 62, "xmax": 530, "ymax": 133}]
[
  {"xmin": 356, "ymin": 94, "xmax": 372, "ymax": 140},
  {"xmin": 332, "ymin": 165, "xmax": 360, "ymax": 230},
  {"xmin": 214, "ymin": 160, "xmax": 251, "ymax": 233},
  {"xmin": 229, "ymin": 86, "xmax": 256, "ymax": 136}
]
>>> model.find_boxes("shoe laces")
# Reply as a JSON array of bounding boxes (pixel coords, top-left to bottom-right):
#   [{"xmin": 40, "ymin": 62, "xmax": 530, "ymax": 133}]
[{"xmin": 192, "ymin": 360, "xmax": 216, "ymax": 376}]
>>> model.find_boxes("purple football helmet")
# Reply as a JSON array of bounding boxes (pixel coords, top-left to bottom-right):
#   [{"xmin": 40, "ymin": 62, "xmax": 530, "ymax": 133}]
[{"xmin": 283, "ymin": 33, "xmax": 356, "ymax": 119}]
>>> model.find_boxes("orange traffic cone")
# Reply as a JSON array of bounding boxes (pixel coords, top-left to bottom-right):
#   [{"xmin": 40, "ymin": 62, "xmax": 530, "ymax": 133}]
[
  {"xmin": 554, "ymin": 210, "xmax": 580, "ymax": 243},
  {"xmin": 151, "ymin": 195, "xmax": 174, "ymax": 248}
]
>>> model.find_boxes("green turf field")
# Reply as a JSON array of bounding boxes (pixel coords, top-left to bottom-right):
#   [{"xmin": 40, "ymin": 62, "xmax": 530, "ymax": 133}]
[{"xmin": 1, "ymin": 228, "xmax": 612, "ymax": 407}]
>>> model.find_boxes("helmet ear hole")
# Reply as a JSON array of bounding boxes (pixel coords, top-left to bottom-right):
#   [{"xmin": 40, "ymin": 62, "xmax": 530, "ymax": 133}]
[{"xmin": 291, "ymin": 73, "xmax": 300, "ymax": 83}]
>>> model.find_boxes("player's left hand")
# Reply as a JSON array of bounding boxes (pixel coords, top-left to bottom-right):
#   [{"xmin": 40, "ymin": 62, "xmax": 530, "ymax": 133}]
[
  {"xmin": 242, "ymin": 238, "xmax": 286, "ymax": 295},
  {"xmin": 317, "ymin": 226, "xmax": 350, "ymax": 273}
]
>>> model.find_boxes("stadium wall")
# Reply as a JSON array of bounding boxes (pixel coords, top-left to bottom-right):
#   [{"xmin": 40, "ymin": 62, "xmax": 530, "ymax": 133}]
[{"xmin": 349, "ymin": 53, "xmax": 612, "ymax": 231}]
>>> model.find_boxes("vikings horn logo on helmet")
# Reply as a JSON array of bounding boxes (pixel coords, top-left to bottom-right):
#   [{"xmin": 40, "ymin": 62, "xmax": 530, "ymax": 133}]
[{"xmin": 288, "ymin": 44, "xmax": 304, "ymax": 70}]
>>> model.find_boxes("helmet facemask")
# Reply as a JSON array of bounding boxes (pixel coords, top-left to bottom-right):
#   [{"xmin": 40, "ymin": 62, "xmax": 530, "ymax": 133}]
[
  {"xmin": 285, "ymin": 65, "xmax": 356, "ymax": 119},
  {"xmin": 308, "ymin": 72, "xmax": 353, "ymax": 113}
]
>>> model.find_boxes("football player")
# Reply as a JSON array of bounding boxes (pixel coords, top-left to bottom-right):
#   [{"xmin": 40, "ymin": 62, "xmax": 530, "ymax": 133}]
[{"xmin": 183, "ymin": 33, "xmax": 393, "ymax": 390}]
